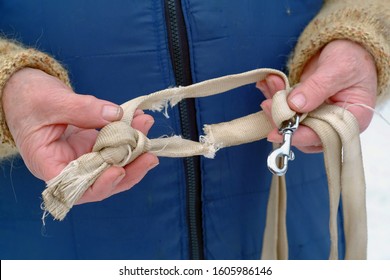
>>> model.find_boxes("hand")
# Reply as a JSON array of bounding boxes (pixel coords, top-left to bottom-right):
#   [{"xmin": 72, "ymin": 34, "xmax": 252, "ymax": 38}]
[
  {"xmin": 2, "ymin": 68, "xmax": 159, "ymax": 204},
  {"xmin": 257, "ymin": 39, "xmax": 377, "ymax": 153}
]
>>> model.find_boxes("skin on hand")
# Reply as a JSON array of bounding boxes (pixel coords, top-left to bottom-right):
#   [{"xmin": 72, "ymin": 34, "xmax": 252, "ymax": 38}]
[
  {"xmin": 256, "ymin": 39, "xmax": 378, "ymax": 153},
  {"xmin": 2, "ymin": 68, "xmax": 159, "ymax": 204}
]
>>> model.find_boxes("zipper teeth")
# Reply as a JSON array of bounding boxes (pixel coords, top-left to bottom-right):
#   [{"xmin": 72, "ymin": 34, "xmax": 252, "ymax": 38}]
[
  {"xmin": 185, "ymin": 157, "xmax": 200, "ymax": 259},
  {"xmin": 166, "ymin": 0, "xmax": 184, "ymax": 84},
  {"xmin": 165, "ymin": 0, "xmax": 204, "ymax": 260}
]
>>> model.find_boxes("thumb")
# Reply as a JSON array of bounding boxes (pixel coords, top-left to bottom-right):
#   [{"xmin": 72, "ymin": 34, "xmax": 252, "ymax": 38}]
[
  {"xmin": 49, "ymin": 93, "xmax": 123, "ymax": 129},
  {"xmin": 288, "ymin": 62, "xmax": 350, "ymax": 113}
]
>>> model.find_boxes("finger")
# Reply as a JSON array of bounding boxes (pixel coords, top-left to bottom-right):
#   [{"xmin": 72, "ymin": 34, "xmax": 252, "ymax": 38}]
[
  {"xmin": 256, "ymin": 80, "xmax": 271, "ymax": 98},
  {"xmin": 267, "ymin": 127, "xmax": 323, "ymax": 154},
  {"xmin": 76, "ymin": 166, "xmax": 126, "ymax": 204},
  {"xmin": 260, "ymin": 99, "xmax": 278, "ymax": 128},
  {"xmin": 265, "ymin": 74, "xmax": 287, "ymax": 96},
  {"xmin": 134, "ymin": 109, "xmax": 144, "ymax": 117},
  {"xmin": 288, "ymin": 67, "xmax": 345, "ymax": 113},
  {"xmin": 295, "ymin": 145, "xmax": 323, "ymax": 154},
  {"xmin": 131, "ymin": 114, "xmax": 155, "ymax": 135},
  {"xmin": 256, "ymin": 74, "xmax": 286, "ymax": 98},
  {"xmin": 112, "ymin": 153, "xmax": 159, "ymax": 195},
  {"xmin": 292, "ymin": 125, "xmax": 322, "ymax": 147},
  {"xmin": 47, "ymin": 93, "xmax": 124, "ymax": 129},
  {"xmin": 267, "ymin": 125, "xmax": 322, "ymax": 147}
]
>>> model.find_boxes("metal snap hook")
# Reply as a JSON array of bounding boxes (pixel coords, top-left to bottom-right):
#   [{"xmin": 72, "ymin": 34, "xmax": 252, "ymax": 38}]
[{"xmin": 267, "ymin": 115, "xmax": 300, "ymax": 176}]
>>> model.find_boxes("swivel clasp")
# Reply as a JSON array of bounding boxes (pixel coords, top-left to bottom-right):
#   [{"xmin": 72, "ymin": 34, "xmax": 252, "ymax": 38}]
[{"xmin": 267, "ymin": 115, "xmax": 300, "ymax": 176}]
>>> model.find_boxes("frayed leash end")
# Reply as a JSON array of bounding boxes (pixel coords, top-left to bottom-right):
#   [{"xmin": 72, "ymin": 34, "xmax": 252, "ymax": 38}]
[
  {"xmin": 42, "ymin": 159, "xmax": 110, "ymax": 221},
  {"xmin": 200, "ymin": 126, "xmax": 222, "ymax": 159}
]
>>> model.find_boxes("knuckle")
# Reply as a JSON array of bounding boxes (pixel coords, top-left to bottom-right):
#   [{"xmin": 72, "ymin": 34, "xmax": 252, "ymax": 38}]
[{"xmin": 76, "ymin": 94, "xmax": 97, "ymax": 110}]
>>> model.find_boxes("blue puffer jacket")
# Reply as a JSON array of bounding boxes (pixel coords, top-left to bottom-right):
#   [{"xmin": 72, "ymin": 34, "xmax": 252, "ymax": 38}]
[{"xmin": 0, "ymin": 0, "xmax": 345, "ymax": 260}]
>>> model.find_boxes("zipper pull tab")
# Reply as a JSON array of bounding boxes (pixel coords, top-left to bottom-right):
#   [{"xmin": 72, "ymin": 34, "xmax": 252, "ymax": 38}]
[{"xmin": 267, "ymin": 115, "xmax": 300, "ymax": 176}]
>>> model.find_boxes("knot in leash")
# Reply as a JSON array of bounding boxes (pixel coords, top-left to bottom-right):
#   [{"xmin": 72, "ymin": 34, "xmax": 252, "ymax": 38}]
[
  {"xmin": 93, "ymin": 121, "xmax": 150, "ymax": 166},
  {"xmin": 42, "ymin": 122, "xmax": 151, "ymax": 220}
]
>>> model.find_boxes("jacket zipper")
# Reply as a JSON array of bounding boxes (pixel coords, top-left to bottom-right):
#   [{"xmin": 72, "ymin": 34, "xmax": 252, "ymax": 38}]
[{"xmin": 164, "ymin": 0, "xmax": 204, "ymax": 260}]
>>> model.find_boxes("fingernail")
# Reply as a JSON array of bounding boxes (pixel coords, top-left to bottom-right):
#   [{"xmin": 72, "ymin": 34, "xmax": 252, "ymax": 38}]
[
  {"xmin": 113, "ymin": 172, "xmax": 126, "ymax": 188},
  {"xmin": 290, "ymin": 93, "xmax": 306, "ymax": 110},
  {"xmin": 102, "ymin": 105, "xmax": 122, "ymax": 121}
]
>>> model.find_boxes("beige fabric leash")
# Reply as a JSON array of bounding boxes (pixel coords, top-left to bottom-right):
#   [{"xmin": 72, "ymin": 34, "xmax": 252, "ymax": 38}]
[
  {"xmin": 42, "ymin": 68, "xmax": 367, "ymax": 260},
  {"xmin": 260, "ymin": 94, "xmax": 367, "ymax": 260}
]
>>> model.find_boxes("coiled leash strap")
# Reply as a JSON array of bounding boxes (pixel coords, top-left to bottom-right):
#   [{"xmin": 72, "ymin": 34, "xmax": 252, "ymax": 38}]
[{"xmin": 42, "ymin": 68, "xmax": 367, "ymax": 260}]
